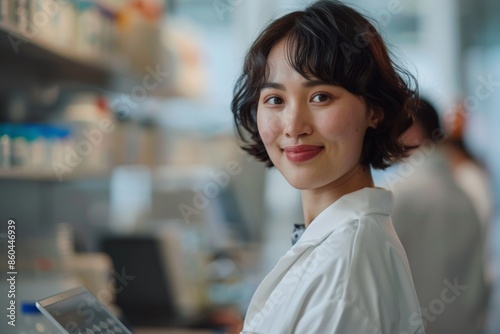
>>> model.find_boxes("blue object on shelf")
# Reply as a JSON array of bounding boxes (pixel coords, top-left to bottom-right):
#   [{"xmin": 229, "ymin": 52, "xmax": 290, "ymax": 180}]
[{"xmin": 21, "ymin": 302, "xmax": 41, "ymax": 314}]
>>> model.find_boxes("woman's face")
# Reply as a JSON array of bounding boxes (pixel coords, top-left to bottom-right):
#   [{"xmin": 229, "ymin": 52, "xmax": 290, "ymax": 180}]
[{"xmin": 257, "ymin": 40, "xmax": 380, "ymax": 190}]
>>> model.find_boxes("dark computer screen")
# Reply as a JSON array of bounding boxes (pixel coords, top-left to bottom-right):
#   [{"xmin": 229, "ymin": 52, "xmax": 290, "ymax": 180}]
[{"xmin": 100, "ymin": 236, "xmax": 177, "ymax": 326}]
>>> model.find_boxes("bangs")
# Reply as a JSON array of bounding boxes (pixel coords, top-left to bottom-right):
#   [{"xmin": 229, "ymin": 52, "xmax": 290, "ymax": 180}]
[{"xmin": 270, "ymin": 8, "xmax": 375, "ymax": 96}]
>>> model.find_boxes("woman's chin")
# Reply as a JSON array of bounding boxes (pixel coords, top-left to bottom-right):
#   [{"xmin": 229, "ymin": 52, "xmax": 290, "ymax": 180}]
[{"xmin": 284, "ymin": 177, "xmax": 322, "ymax": 190}]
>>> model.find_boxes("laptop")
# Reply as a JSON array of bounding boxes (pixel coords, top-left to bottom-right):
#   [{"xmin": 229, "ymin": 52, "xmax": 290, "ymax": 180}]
[{"xmin": 36, "ymin": 286, "xmax": 133, "ymax": 334}]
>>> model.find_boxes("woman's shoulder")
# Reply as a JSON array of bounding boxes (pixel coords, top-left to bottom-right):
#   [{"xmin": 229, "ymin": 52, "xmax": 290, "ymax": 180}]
[
  {"xmin": 319, "ymin": 213, "xmax": 409, "ymax": 279},
  {"xmin": 298, "ymin": 216, "xmax": 418, "ymax": 327}
]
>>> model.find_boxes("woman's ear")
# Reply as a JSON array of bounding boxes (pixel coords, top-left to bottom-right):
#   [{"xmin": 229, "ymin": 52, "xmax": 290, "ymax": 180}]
[{"xmin": 368, "ymin": 107, "xmax": 384, "ymax": 129}]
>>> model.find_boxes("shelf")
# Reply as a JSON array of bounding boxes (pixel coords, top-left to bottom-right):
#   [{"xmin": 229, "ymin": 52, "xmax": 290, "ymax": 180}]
[
  {"xmin": 0, "ymin": 168, "xmax": 111, "ymax": 181},
  {"xmin": 0, "ymin": 22, "xmax": 137, "ymax": 91}
]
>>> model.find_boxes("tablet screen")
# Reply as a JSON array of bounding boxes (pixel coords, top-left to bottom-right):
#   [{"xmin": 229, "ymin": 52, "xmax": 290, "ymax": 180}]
[{"xmin": 37, "ymin": 287, "xmax": 132, "ymax": 334}]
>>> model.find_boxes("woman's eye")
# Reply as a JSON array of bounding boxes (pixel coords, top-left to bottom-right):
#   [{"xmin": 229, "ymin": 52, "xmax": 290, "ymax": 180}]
[
  {"xmin": 266, "ymin": 96, "xmax": 284, "ymax": 105},
  {"xmin": 311, "ymin": 94, "xmax": 330, "ymax": 103}
]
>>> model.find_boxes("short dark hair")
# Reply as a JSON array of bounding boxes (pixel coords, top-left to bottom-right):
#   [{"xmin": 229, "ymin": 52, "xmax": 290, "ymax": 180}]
[
  {"xmin": 414, "ymin": 98, "xmax": 442, "ymax": 143},
  {"xmin": 231, "ymin": 0, "xmax": 418, "ymax": 169}
]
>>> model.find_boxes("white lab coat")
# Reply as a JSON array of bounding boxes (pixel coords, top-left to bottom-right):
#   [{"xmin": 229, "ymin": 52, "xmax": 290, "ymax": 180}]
[{"xmin": 241, "ymin": 187, "xmax": 424, "ymax": 334}]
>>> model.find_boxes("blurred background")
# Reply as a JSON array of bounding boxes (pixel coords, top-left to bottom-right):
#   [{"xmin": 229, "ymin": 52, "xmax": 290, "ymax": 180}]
[{"xmin": 0, "ymin": 0, "xmax": 499, "ymax": 333}]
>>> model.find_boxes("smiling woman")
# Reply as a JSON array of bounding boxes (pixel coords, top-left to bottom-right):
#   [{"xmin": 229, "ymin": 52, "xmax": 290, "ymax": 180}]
[
  {"xmin": 231, "ymin": 1, "xmax": 424, "ymax": 333},
  {"xmin": 256, "ymin": 46, "xmax": 379, "ymax": 197}
]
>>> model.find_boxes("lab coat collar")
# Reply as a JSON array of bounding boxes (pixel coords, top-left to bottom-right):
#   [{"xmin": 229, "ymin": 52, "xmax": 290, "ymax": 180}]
[{"xmin": 295, "ymin": 187, "xmax": 393, "ymax": 247}]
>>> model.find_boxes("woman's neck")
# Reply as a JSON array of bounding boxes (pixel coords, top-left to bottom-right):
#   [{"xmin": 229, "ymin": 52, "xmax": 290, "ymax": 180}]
[{"xmin": 301, "ymin": 164, "xmax": 374, "ymax": 227}]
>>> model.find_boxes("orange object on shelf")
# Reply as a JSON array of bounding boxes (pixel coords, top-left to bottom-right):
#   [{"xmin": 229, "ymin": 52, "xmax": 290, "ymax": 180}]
[{"xmin": 132, "ymin": 0, "xmax": 163, "ymax": 21}]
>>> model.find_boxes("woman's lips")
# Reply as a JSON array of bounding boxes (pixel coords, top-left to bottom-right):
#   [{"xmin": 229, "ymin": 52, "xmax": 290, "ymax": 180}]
[{"xmin": 283, "ymin": 145, "xmax": 324, "ymax": 163}]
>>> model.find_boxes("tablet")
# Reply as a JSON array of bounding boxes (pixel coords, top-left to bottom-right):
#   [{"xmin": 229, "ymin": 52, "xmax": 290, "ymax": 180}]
[{"xmin": 36, "ymin": 286, "xmax": 132, "ymax": 334}]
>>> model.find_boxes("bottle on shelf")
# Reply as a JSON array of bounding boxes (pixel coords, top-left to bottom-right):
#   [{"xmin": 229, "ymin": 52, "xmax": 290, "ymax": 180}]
[
  {"xmin": 10, "ymin": 124, "xmax": 30, "ymax": 168},
  {"xmin": 0, "ymin": 123, "xmax": 75, "ymax": 178},
  {"xmin": 0, "ymin": 124, "xmax": 12, "ymax": 169}
]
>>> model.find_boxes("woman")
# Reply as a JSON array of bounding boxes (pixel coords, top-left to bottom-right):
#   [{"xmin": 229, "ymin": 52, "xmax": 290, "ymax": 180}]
[{"xmin": 231, "ymin": 1, "xmax": 424, "ymax": 333}]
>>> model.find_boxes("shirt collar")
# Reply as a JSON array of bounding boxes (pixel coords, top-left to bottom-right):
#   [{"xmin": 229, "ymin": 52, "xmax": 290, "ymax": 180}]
[{"xmin": 294, "ymin": 187, "xmax": 393, "ymax": 247}]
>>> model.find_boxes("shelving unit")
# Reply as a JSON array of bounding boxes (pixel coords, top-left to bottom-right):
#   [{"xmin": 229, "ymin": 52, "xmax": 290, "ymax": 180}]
[
  {"xmin": 0, "ymin": 21, "xmax": 137, "ymax": 92},
  {"xmin": 0, "ymin": 1, "xmax": 165, "ymax": 244},
  {"xmin": 0, "ymin": 0, "xmax": 167, "ymax": 181},
  {"xmin": 0, "ymin": 167, "xmax": 111, "ymax": 181}
]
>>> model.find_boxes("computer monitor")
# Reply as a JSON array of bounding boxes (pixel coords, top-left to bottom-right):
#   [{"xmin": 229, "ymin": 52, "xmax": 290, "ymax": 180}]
[{"xmin": 100, "ymin": 236, "xmax": 208, "ymax": 328}]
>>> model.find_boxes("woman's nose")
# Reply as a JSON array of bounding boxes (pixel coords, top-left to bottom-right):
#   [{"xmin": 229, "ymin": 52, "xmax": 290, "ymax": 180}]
[{"xmin": 283, "ymin": 104, "xmax": 312, "ymax": 138}]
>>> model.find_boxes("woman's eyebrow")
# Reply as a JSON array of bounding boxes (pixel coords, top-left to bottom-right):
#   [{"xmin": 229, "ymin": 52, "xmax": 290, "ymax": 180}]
[
  {"xmin": 261, "ymin": 82, "xmax": 285, "ymax": 91},
  {"xmin": 261, "ymin": 80, "xmax": 332, "ymax": 91},
  {"xmin": 303, "ymin": 80, "xmax": 332, "ymax": 88}
]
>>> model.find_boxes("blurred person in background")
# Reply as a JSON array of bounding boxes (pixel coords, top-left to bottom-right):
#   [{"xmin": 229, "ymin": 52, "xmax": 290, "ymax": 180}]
[
  {"xmin": 444, "ymin": 102, "xmax": 493, "ymax": 233},
  {"xmin": 232, "ymin": 1, "xmax": 424, "ymax": 333},
  {"xmin": 443, "ymin": 100, "xmax": 495, "ymax": 322},
  {"xmin": 392, "ymin": 98, "xmax": 490, "ymax": 334},
  {"xmin": 443, "ymin": 102, "xmax": 494, "ymax": 285}
]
